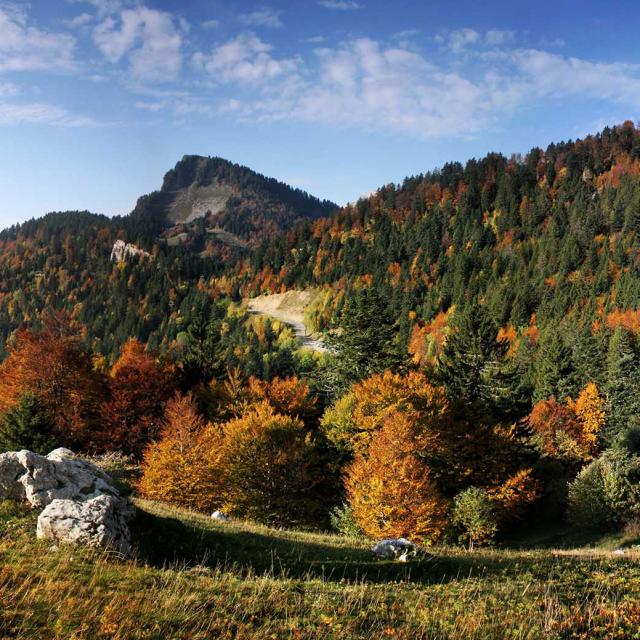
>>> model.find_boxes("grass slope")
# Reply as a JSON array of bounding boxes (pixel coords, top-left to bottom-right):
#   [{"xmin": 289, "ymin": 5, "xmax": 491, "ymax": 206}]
[{"xmin": 1, "ymin": 498, "xmax": 640, "ymax": 639}]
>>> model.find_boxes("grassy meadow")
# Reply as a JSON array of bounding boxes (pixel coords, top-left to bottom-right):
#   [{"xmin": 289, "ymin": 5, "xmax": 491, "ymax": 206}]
[{"xmin": 1, "ymin": 498, "xmax": 639, "ymax": 640}]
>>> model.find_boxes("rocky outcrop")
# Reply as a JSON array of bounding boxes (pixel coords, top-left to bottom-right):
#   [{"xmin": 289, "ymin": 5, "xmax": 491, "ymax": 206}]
[
  {"xmin": 371, "ymin": 538, "xmax": 418, "ymax": 562},
  {"xmin": 37, "ymin": 495, "xmax": 132, "ymax": 554},
  {"xmin": 0, "ymin": 448, "xmax": 134, "ymax": 554},
  {"xmin": 110, "ymin": 239, "xmax": 149, "ymax": 262},
  {"xmin": 0, "ymin": 448, "xmax": 121, "ymax": 507}
]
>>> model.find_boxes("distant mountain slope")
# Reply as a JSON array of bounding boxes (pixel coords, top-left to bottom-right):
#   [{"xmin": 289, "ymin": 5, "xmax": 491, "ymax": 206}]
[
  {"xmin": 0, "ymin": 157, "xmax": 337, "ymax": 356},
  {"xmin": 4, "ymin": 122, "xmax": 640, "ymax": 377},
  {"xmin": 127, "ymin": 155, "xmax": 338, "ymax": 251}
]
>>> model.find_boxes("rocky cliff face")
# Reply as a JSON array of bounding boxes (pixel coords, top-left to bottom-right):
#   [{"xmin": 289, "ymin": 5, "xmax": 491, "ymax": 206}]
[{"xmin": 110, "ymin": 239, "xmax": 150, "ymax": 262}]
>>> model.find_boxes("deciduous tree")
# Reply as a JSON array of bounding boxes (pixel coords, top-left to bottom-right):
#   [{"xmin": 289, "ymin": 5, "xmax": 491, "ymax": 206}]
[{"xmin": 345, "ymin": 411, "xmax": 449, "ymax": 543}]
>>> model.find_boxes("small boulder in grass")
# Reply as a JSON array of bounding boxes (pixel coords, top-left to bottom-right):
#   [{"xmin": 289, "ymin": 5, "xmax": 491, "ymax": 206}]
[
  {"xmin": 37, "ymin": 494, "xmax": 132, "ymax": 555},
  {"xmin": 211, "ymin": 510, "xmax": 230, "ymax": 522},
  {"xmin": 371, "ymin": 538, "xmax": 418, "ymax": 562},
  {"xmin": 0, "ymin": 447, "xmax": 134, "ymax": 555}
]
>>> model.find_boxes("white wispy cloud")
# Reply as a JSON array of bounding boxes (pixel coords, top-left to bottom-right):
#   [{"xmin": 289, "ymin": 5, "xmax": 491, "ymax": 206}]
[
  {"xmin": 202, "ymin": 19, "xmax": 220, "ymax": 30},
  {"xmin": 0, "ymin": 6, "xmax": 76, "ymax": 72},
  {"xmin": 438, "ymin": 28, "xmax": 516, "ymax": 52},
  {"xmin": 202, "ymin": 35, "xmax": 640, "ymax": 139},
  {"xmin": 0, "ymin": 80, "xmax": 19, "ymax": 97},
  {"xmin": 507, "ymin": 49, "xmax": 640, "ymax": 104},
  {"xmin": 485, "ymin": 29, "xmax": 515, "ymax": 46},
  {"xmin": 445, "ymin": 28, "xmax": 480, "ymax": 52},
  {"xmin": 64, "ymin": 12, "xmax": 93, "ymax": 29},
  {"xmin": 0, "ymin": 101, "xmax": 98, "ymax": 126},
  {"xmin": 239, "ymin": 7, "xmax": 282, "ymax": 28},
  {"xmin": 193, "ymin": 32, "xmax": 299, "ymax": 84},
  {"xmin": 318, "ymin": 0, "xmax": 361, "ymax": 10},
  {"xmin": 66, "ymin": 0, "xmax": 124, "ymax": 19},
  {"xmin": 93, "ymin": 6, "xmax": 184, "ymax": 82}
]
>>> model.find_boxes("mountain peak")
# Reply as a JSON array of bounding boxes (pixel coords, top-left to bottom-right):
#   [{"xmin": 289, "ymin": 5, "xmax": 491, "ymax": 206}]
[{"xmin": 127, "ymin": 155, "xmax": 338, "ymax": 249}]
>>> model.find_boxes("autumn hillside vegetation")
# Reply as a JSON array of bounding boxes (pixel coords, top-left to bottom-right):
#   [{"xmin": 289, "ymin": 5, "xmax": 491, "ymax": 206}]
[{"xmin": 2, "ymin": 496, "xmax": 640, "ymax": 640}]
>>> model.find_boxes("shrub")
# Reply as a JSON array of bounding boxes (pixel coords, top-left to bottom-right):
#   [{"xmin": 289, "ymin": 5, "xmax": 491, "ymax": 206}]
[
  {"xmin": 329, "ymin": 503, "xmax": 363, "ymax": 538},
  {"xmin": 567, "ymin": 449, "xmax": 640, "ymax": 530},
  {"xmin": 217, "ymin": 402, "xmax": 329, "ymax": 527},
  {"xmin": 0, "ymin": 393, "xmax": 57, "ymax": 454},
  {"xmin": 452, "ymin": 487, "xmax": 498, "ymax": 551}
]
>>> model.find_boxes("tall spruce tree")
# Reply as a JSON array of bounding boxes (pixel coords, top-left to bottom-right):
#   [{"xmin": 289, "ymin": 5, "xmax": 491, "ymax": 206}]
[
  {"xmin": 0, "ymin": 393, "xmax": 57, "ymax": 454},
  {"xmin": 604, "ymin": 327, "xmax": 640, "ymax": 446},
  {"xmin": 533, "ymin": 329, "xmax": 577, "ymax": 402},
  {"xmin": 436, "ymin": 301, "xmax": 521, "ymax": 418},
  {"xmin": 326, "ymin": 287, "xmax": 404, "ymax": 393}
]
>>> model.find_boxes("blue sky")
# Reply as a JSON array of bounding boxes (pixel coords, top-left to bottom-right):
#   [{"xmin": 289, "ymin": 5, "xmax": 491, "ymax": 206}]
[{"xmin": 0, "ymin": 0, "xmax": 639, "ymax": 226}]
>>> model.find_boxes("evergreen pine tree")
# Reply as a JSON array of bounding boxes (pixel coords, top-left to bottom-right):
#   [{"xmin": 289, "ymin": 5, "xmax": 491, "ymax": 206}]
[
  {"xmin": 0, "ymin": 393, "xmax": 57, "ymax": 454},
  {"xmin": 436, "ymin": 301, "xmax": 520, "ymax": 417},
  {"xmin": 533, "ymin": 329, "xmax": 577, "ymax": 402},
  {"xmin": 603, "ymin": 327, "xmax": 640, "ymax": 446},
  {"xmin": 325, "ymin": 288, "xmax": 404, "ymax": 393}
]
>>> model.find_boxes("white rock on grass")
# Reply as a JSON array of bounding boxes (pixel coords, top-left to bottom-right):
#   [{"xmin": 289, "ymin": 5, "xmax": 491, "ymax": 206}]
[
  {"xmin": 371, "ymin": 538, "xmax": 418, "ymax": 562},
  {"xmin": 0, "ymin": 448, "xmax": 121, "ymax": 508},
  {"xmin": 211, "ymin": 510, "xmax": 230, "ymax": 522},
  {"xmin": 0, "ymin": 448, "xmax": 134, "ymax": 554},
  {"xmin": 37, "ymin": 494, "xmax": 132, "ymax": 555}
]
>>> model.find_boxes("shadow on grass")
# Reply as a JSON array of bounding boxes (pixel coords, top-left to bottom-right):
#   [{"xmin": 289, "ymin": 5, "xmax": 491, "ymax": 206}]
[{"xmin": 130, "ymin": 505, "xmax": 528, "ymax": 586}]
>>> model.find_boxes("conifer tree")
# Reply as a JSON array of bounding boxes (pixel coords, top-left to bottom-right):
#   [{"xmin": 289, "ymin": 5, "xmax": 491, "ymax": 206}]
[
  {"xmin": 436, "ymin": 301, "xmax": 519, "ymax": 417},
  {"xmin": 533, "ymin": 329, "xmax": 576, "ymax": 402},
  {"xmin": 325, "ymin": 288, "xmax": 405, "ymax": 393},
  {"xmin": 604, "ymin": 327, "xmax": 640, "ymax": 445},
  {"xmin": 0, "ymin": 393, "xmax": 57, "ymax": 454}
]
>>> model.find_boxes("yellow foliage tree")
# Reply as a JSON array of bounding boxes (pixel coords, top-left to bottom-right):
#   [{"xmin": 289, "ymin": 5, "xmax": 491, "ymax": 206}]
[
  {"xmin": 321, "ymin": 370, "xmax": 449, "ymax": 456},
  {"xmin": 345, "ymin": 411, "xmax": 449, "ymax": 543},
  {"xmin": 138, "ymin": 393, "xmax": 222, "ymax": 512},
  {"xmin": 528, "ymin": 382, "xmax": 605, "ymax": 463},
  {"xmin": 567, "ymin": 381, "xmax": 605, "ymax": 454},
  {"xmin": 217, "ymin": 402, "xmax": 329, "ymax": 526}
]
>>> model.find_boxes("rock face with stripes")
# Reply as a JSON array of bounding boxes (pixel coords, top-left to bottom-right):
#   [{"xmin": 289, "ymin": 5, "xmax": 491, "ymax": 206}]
[{"xmin": 0, "ymin": 448, "xmax": 134, "ymax": 554}]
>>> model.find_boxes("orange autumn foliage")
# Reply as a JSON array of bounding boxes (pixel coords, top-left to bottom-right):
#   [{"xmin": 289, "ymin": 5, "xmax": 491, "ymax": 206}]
[
  {"xmin": 246, "ymin": 375, "xmax": 318, "ymax": 419},
  {"xmin": 138, "ymin": 393, "xmax": 222, "ymax": 512},
  {"xmin": 100, "ymin": 338, "xmax": 176, "ymax": 457},
  {"xmin": 345, "ymin": 411, "xmax": 448, "ymax": 543},
  {"xmin": 527, "ymin": 382, "xmax": 604, "ymax": 462},
  {"xmin": 408, "ymin": 310, "xmax": 452, "ymax": 368},
  {"xmin": 487, "ymin": 468, "xmax": 540, "ymax": 524},
  {"xmin": 605, "ymin": 308, "xmax": 640, "ymax": 336},
  {"xmin": 0, "ymin": 313, "xmax": 104, "ymax": 447},
  {"xmin": 321, "ymin": 370, "xmax": 449, "ymax": 456}
]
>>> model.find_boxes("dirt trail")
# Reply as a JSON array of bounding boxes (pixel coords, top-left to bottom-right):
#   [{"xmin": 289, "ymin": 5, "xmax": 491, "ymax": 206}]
[{"xmin": 247, "ymin": 291, "xmax": 327, "ymax": 352}]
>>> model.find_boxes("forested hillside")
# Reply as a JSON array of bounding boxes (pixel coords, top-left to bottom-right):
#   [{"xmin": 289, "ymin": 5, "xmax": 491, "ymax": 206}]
[
  {"xmin": 225, "ymin": 121, "xmax": 640, "ymax": 404},
  {"xmin": 2, "ymin": 122, "xmax": 640, "ymax": 551},
  {"xmin": 0, "ymin": 156, "xmax": 337, "ymax": 357}
]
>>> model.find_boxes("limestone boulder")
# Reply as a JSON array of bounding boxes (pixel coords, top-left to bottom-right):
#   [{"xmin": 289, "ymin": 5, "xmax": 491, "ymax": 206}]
[
  {"xmin": 371, "ymin": 538, "xmax": 418, "ymax": 562},
  {"xmin": 0, "ymin": 448, "xmax": 123, "ymax": 509},
  {"xmin": 37, "ymin": 494, "xmax": 132, "ymax": 555},
  {"xmin": 0, "ymin": 447, "xmax": 134, "ymax": 554}
]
